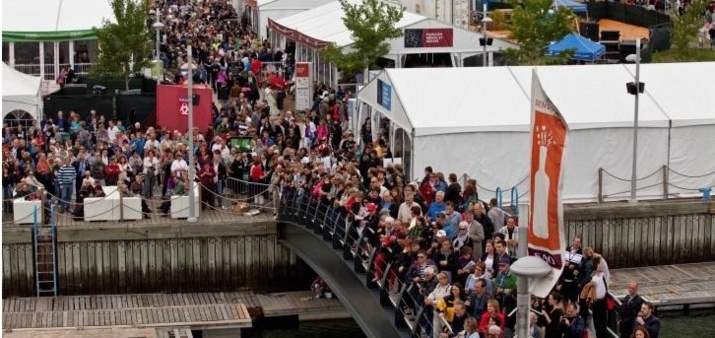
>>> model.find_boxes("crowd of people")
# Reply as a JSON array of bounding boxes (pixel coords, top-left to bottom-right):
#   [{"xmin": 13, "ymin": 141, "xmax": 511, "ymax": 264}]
[{"xmin": 2, "ymin": 1, "xmax": 663, "ymax": 338}]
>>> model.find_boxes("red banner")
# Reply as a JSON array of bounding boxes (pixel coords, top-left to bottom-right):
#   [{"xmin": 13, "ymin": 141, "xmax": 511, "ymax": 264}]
[
  {"xmin": 404, "ymin": 28, "xmax": 454, "ymax": 48},
  {"xmin": 156, "ymin": 85, "xmax": 214, "ymax": 134},
  {"xmin": 528, "ymin": 69, "xmax": 569, "ymax": 298}
]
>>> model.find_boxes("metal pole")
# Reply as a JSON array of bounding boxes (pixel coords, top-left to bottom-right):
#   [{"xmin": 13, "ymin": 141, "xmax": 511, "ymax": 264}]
[
  {"xmin": 155, "ymin": 10, "xmax": 161, "ymax": 61},
  {"xmin": 482, "ymin": 4, "xmax": 489, "ymax": 67},
  {"xmin": 187, "ymin": 45, "xmax": 197, "ymax": 222},
  {"xmin": 630, "ymin": 38, "xmax": 641, "ymax": 203},
  {"xmin": 516, "ymin": 206, "xmax": 529, "ymax": 338}
]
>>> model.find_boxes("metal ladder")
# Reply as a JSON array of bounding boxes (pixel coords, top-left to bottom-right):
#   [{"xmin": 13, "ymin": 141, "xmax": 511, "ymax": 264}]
[{"xmin": 33, "ymin": 204, "xmax": 58, "ymax": 297}]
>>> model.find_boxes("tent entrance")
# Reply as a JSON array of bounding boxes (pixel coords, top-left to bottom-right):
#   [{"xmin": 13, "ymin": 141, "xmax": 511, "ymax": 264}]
[
  {"xmin": 403, "ymin": 53, "xmax": 454, "ymax": 68},
  {"xmin": 3, "ymin": 110, "xmax": 36, "ymax": 128}
]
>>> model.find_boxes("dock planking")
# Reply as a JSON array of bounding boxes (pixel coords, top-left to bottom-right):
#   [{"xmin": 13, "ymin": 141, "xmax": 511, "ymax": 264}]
[
  {"xmin": 1, "ymin": 292, "xmax": 257, "ymax": 331},
  {"xmin": 609, "ymin": 261, "xmax": 715, "ymax": 308},
  {"xmin": 256, "ymin": 290, "xmax": 348, "ymax": 320}
]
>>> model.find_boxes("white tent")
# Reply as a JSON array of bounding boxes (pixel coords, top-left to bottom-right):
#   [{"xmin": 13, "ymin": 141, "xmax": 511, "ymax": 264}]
[
  {"xmin": 2, "ymin": 63, "xmax": 43, "ymax": 120},
  {"xmin": 257, "ymin": 0, "xmax": 335, "ymax": 40},
  {"xmin": 357, "ymin": 62, "xmax": 715, "ymax": 203},
  {"xmin": 3, "ymin": 0, "xmax": 115, "ymax": 40},
  {"xmin": 270, "ymin": 0, "xmax": 514, "ymax": 57}
]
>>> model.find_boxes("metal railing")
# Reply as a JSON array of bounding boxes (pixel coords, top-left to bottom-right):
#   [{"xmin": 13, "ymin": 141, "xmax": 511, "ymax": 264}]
[{"xmin": 278, "ymin": 191, "xmax": 448, "ymax": 337}]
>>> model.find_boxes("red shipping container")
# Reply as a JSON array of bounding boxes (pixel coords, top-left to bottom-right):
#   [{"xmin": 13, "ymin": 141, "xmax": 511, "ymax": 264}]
[{"xmin": 155, "ymin": 84, "xmax": 214, "ymax": 134}]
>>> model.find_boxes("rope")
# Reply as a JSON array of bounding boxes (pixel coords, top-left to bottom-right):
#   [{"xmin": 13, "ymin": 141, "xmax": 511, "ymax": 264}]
[
  {"xmin": 602, "ymin": 182, "xmax": 663, "ymax": 198},
  {"xmin": 667, "ymin": 167, "xmax": 715, "ymax": 179},
  {"xmin": 601, "ymin": 167, "xmax": 663, "ymax": 182},
  {"xmin": 473, "ymin": 175, "xmax": 529, "ymax": 194}
]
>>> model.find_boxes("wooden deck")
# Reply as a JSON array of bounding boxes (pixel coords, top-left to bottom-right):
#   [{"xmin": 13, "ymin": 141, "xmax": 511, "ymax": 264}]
[
  {"xmin": 1, "ymin": 291, "xmax": 347, "ymax": 331},
  {"xmin": 1, "ymin": 292, "xmax": 255, "ymax": 331},
  {"xmin": 1, "ymin": 206, "xmax": 275, "ymax": 229},
  {"xmin": 3, "ymin": 327, "xmax": 163, "ymax": 338},
  {"xmin": 256, "ymin": 291, "xmax": 349, "ymax": 320},
  {"xmin": 610, "ymin": 261, "xmax": 715, "ymax": 308}
]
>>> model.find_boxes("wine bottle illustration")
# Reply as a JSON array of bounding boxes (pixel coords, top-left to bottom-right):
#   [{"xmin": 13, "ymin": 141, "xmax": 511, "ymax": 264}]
[{"xmin": 533, "ymin": 125, "xmax": 553, "ymax": 239}]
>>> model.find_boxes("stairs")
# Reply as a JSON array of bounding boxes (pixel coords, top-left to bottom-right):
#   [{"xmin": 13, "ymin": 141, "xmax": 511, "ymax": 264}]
[{"xmin": 34, "ymin": 204, "xmax": 58, "ymax": 297}]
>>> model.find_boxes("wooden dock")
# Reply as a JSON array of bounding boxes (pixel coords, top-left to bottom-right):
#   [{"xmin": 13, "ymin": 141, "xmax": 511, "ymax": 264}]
[
  {"xmin": 610, "ymin": 261, "xmax": 715, "ymax": 310},
  {"xmin": 1, "ymin": 291, "xmax": 347, "ymax": 331},
  {"xmin": 256, "ymin": 291, "xmax": 349, "ymax": 320}
]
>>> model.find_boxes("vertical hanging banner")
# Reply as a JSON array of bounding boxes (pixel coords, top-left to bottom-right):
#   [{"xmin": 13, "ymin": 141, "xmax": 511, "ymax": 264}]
[
  {"xmin": 528, "ymin": 69, "xmax": 569, "ymax": 298},
  {"xmin": 294, "ymin": 62, "xmax": 312, "ymax": 111}
]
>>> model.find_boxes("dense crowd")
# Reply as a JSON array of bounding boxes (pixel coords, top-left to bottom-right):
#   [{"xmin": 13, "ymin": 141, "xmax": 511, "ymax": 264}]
[{"xmin": 3, "ymin": 1, "xmax": 663, "ymax": 338}]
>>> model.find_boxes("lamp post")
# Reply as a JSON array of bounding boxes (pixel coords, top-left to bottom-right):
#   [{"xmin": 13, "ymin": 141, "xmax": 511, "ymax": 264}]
[
  {"xmin": 511, "ymin": 224, "xmax": 552, "ymax": 338},
  {"xmin": 481, "ymin": 6, "xmax": 492, "ymax": 68},
  {"xmin": 187, "ymin": 44, "xmax": 197, "ymax": 222},
  {"xmin": 152, "ymin": 10, "xmax": 164, "ymax": 61},
  {"xmin": 626, "ymin": 39, "xmax": 644, "ymax": 203}
]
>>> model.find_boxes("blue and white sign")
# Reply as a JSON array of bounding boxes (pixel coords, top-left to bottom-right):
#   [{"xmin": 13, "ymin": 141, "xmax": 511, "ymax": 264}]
[{"xmin": 377, "ymin": 79, "xmax": 391, "ymax": 111}]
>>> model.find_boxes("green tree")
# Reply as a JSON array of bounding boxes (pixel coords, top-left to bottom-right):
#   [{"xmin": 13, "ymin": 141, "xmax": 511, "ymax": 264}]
[
  {"xmin": 670, "ymin": 0, "xmax": 710, "ymax": 54},
  {"xmin": 498, "ymin": 0, "xmax": 575, "ymax": 65},
  {"xmin": 322, "ymin": 0, "xmax": 404, "ymax": 80},
  {"xmin": 90, "ymin": 0, "xmax": 152, "ymax": 90}
]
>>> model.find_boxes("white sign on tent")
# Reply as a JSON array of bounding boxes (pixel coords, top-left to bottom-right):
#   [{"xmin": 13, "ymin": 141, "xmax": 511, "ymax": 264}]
[{"xmin": 294, "ymin": 62, "xmax": 312, "ymax": 111}]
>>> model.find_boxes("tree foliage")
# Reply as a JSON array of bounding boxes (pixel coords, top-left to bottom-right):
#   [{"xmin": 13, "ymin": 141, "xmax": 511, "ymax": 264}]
[
  {"xmin": 90, "ymin": 0, "xmax": 152, "ymax": 90},
  {"xmin": 498, "ymin": 0, "xmax": 575, "ymax": 65},
  {"xmin": 670, "ymin": 0, "xmax": 710, "ymax": 53},
  {"xmin": 322, "ymin": 0, "xmax": 404, "ymax": 77}
]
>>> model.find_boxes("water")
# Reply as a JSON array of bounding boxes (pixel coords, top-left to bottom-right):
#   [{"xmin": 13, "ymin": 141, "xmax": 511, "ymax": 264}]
[
  {"xmin": 252, "ymin": 319, "xmax": 366, "ymax": 338},
  {"xmin": 251, "ymin": 312, "xmax": 715, "ymax": 338},
  {"xmin": 659, "ymin": 310, "xmax": 715, "ymax": 338}
]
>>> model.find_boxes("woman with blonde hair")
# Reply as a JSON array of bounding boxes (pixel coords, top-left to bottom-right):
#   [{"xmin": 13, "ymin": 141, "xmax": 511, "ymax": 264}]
[
  {"xmin": 463, "ymin": 316, "xmax": 480, "ymax": 338},
  {"xmin": 478, "ymin": 297, "xmax": 505, "ymax": 334}
]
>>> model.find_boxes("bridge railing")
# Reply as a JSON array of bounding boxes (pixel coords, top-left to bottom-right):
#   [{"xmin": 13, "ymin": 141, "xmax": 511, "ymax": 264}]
[{"xmin": 278, "ymin": 191, "xmax": 445, "ymax": 337}]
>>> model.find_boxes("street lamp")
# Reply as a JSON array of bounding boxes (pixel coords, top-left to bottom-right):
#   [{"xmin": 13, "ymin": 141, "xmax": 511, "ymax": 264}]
[
  {"xmin": 186, "ymin": 43, "xmax": 197, "ymax": 222},
  {"xmin": 510, "ymin": 226, "xmax": 552, "ymax": 338},
  {"xmin": 152, "ymin": 10, "xmax": 165, "ymax": 61},
  {"xmin": 625, "ymin": 39, "xmax": 644, "ymax": 203},
  {"xmin": 480, "ymin": 14, "xmax": 493, "ymax": 67}
]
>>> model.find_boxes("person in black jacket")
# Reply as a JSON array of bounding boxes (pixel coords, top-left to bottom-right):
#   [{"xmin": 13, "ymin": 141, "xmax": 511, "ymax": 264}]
[
  {"xmin": 211, "ymin": 151, "xmax": 228, "ymax": 208},
  {"xmin": 619, "ymin": 280, "xmax": 643, "ymax": 338}
]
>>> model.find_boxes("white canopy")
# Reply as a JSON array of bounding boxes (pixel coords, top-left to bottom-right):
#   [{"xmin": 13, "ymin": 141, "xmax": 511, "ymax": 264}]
[
  {"xmin": 270, "ymin": 0, "xmax": 515, "ymax": 54},
  {"xmin": 358, "ymin": 62, "xmax": 715, "ymax": 202},
  {"xmin": 257, "ymin": 0, "xmax": 335, "ymax": 39},
  {"xmin": 2, "ymin": 63, "xmax": 42, "ymax": 120},
  {"xmin": 2, "ymin": 0, "xmax": 115, "ymax": 38}
]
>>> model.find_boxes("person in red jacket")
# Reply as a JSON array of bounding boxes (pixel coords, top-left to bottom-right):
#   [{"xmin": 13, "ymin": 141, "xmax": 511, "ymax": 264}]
[
  {"xmin": 105, "ymin": 156, "xmax": 121, "ymax": 185},
  {"xmin": 249, "ymin": 156, "xmax": 267, "ymax": 204},
  {"xmin": 478, "ymin": 298, "xmax": 505, "ymax": 335}
]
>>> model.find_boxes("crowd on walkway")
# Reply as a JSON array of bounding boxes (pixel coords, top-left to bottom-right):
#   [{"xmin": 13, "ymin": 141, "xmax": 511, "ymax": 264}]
[
  {"xmin": 1, "ymin": 0, "xmax": 300, "ymax": 218},
  {"xmin": 3, "ymin": 1, "xmax": 663, "ymax": 338}
]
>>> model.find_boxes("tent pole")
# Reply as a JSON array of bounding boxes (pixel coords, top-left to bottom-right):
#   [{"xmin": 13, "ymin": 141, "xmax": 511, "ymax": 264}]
[
  {"xmin": 9, "ymin": 42, "xmax": 15, "ymax": 67},
  {"xmin": 39, "ymin": 42, "xmax": 45, "ymax": 81}
]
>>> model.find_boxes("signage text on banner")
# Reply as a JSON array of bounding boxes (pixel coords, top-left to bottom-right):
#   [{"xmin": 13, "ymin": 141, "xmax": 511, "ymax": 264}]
[
  {"xmin": 404, "ymin": 28, "xmax": 454, "ymax": 48},
  {"xmin": 377, "ymin": 79, "xmax": 392, "ymax": 111},
  {"xmin": 527, "ymin": 69, "xmax": 569, "ymax": 298},
  {"xmin": 294, "ymin": 62, "xmax": 312, "ymax": 111}
]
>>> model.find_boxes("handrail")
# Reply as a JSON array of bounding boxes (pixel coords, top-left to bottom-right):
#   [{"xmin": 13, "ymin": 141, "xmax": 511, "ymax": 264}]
[
  {"xmin": 496, "ymin": 187, "xmax": 503, "ymax": 209},
  {"xmin": 511, "ymin": 186, "xmax": 519, "ymax": 217}
]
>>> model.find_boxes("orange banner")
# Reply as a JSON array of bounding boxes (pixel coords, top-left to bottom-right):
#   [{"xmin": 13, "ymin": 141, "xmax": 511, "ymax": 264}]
[{"xmin": 528, "ymin": 70, "xmax": 569, "ymax": 298}]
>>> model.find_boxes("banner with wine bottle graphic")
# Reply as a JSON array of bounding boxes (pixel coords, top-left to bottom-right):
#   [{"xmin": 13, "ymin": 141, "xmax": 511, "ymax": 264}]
[{"xmin": 528, "ymin": 69, "xmax": 569, "ymax": 298}]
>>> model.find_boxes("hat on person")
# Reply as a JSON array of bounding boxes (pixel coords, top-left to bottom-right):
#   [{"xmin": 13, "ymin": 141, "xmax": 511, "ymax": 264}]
[
  {"xmin": 499, "ymin": 256, "xmax": 512, "ymax": 266},
  {"xmin": 488, "ymin": 325, "xmax": 501, "ymax": 335},
  {"xmin": 366, "ymin": 203, "xmax": 377, "ymax": 212},
  {"xmin": 436, "ymin": 230, "xmax": 447, "ymax": 238}
]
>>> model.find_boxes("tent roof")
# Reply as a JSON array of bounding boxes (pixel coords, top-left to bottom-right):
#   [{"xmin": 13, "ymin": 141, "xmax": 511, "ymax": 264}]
[
  {"xmin": 547, "ymin": 33, "xmax": 605, "ymax": 61},
  {"xmin": 554, "ymin": 0, "xmax": 587, "ymax": 13},
  {"xmin": 2, "ymin": 63, "xmax": 42, "ymax": 98},
  {"xmin": 271, "ymin": 0, "xmax": 516, "ymax": 52},
  {"xmin": 359, "ymin": 63, "xmax": 715, "ymax": 136},
  {"xmin": 261, "ymin": 0, "xmax": 334, "ymax": 10},
  {"xmin": 630, "ymin": 62, "xmax": 715, "ymax": 127},
  {"xmin": 271, "ymin": 0, "xmax": 426, "ymax": 48},
  {"xmin": 2, "ymin": 0, "xmax": 115, "ymax": 41}
]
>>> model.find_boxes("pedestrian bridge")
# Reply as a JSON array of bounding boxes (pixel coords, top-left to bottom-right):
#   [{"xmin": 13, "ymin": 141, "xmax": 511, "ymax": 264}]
[{"xmin": 277, "ymin": 196, "xmax": 417, "ymax": 338}]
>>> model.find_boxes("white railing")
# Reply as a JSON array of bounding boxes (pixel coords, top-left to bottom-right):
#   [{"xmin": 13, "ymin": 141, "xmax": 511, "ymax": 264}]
[{"xmin": 13, "ymin": 63, "xmax": 94, "ymax": 80}]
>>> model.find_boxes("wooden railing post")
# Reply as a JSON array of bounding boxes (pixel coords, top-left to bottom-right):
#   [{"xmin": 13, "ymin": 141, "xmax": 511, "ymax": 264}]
[
  {"xmin": 598, "ymin": 168, "xmax": 604, "ymax": 203},
  {"xmin": 662, "ymin": 165, "xmax": 669, "ymax": 199}
]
